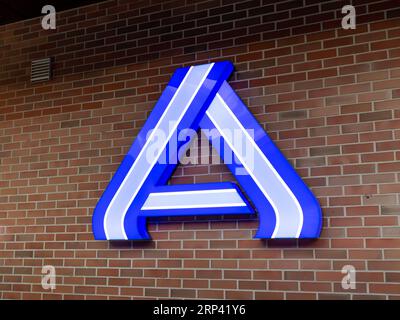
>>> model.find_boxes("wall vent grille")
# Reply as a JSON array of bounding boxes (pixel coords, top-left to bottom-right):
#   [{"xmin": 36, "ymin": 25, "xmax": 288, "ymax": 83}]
[{"xmin": 31, "ymin": 58, "xmax": 51, "ymax": 82}]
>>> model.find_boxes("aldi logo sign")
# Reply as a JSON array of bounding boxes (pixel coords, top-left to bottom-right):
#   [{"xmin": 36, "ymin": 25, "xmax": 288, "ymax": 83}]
[{"xmin": 92, "ymin": 61, "xmax": 322, "ymax": 240}]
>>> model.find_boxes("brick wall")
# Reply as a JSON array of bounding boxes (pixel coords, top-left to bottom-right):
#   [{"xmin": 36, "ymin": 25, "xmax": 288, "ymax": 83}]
[{"xmin": 0, "ymin": 0, "xmax": 400, "ymax": 299}]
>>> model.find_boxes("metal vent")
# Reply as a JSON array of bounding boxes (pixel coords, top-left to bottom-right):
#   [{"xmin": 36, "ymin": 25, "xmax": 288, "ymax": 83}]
[{"xmin": 31, "ymin": 58, "xmax": 52, "ymax": 82}]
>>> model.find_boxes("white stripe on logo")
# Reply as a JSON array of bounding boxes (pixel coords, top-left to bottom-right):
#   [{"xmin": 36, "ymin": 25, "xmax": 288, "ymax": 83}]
[
  {"xmin": 141, "ymin": 188, "xmax": 247, "ymax": 210},
  {"xmin": 206, "ymin": 93, "xmax": 304, "ymax": 238},
  {"xmin": 104, "ymin": 63, "xmax": 214, "ymax": 239}
]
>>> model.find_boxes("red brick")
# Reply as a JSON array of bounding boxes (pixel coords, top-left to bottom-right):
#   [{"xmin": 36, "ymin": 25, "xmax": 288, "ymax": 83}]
[{"xmin": 1, "ymin": 0, "xmax": 399, "ymax": 301}]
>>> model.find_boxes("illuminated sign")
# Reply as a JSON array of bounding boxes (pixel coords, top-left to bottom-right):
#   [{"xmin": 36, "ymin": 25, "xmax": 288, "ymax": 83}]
[{"xmin": 92, "ymin": 61, "xmax": 322, "ymax": 240}]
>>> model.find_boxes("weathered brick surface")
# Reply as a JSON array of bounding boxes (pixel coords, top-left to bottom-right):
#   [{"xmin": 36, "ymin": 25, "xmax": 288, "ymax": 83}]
[{"xmin": 0, "ymin": 0, "xmax": 400, "ymax": 299}]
